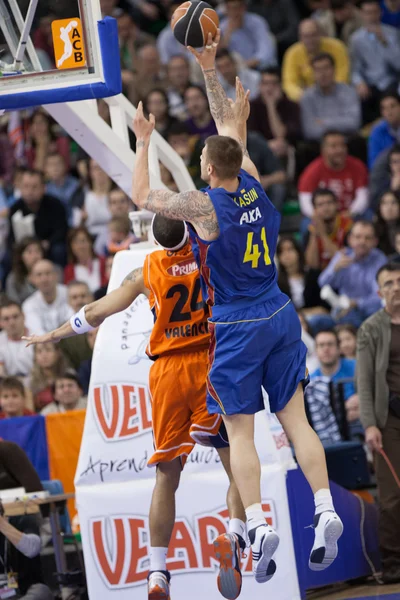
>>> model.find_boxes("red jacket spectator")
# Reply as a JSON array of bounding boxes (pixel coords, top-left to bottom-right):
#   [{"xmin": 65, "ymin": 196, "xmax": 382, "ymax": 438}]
[
  {"xmin": 298, "ymin": 131, "xmax": 368, "ymax": 217},
  {"xmin": 64, "ymin": 227, "xmax": 108, "ymax": 293},
  {"xmin": 64, "ymin": 257, "xmax": 108, "ymax": 291}
]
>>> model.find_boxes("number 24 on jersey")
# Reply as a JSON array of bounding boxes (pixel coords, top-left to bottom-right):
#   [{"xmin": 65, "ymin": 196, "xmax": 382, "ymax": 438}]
[{"xmin": 243, "ymin": 227, "xmax": 271, "ymax": 268}]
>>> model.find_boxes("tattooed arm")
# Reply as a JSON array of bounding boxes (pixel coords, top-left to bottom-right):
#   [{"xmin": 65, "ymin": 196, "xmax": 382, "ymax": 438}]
[
  {"xmin": 23, "ymin": 268, "xmax": 148, "ymax": 346},
  {"xmin": 132, "ymin": 103, "xmax": 219, "ymax": 239}
]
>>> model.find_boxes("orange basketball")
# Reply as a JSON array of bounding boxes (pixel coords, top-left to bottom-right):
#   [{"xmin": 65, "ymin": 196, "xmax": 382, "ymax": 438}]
[{"xmin": 171, "ymin": 1, "xmax": 219, "ymax": 48}]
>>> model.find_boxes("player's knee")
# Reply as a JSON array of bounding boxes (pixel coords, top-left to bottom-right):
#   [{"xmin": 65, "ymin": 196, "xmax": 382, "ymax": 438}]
[{"xmin": 156, "ymin": 459, "xmax": 182, "ymax": 492}]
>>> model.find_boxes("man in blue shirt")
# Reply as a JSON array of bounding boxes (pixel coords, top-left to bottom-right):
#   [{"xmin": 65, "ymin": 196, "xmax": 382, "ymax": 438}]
[
  {"xmin": 368, "ymin": 92, "xmax": 400, "ymax": 168},
  {"xmin": 319, "ymin": 220, "xmax": 387, "ymax": 327}
]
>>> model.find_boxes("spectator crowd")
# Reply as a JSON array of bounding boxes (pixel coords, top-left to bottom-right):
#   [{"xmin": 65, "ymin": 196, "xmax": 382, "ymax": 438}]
[{"xmin": 1, "ymin": 0, "xmax": 400, "ymax": 584}]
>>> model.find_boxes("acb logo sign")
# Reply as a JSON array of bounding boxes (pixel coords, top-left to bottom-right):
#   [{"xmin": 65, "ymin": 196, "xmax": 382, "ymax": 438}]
[
  {"xmin": 52, "ymin": 18, "xmax": 86, "ymax": 70},
  {"xmin": 92, "ymin": 383, "xmax": 152, "ymax": 442}
]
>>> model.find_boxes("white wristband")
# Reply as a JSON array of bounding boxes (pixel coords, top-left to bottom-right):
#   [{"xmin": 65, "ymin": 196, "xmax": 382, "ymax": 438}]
[{"xmin": 70, "ymin": 306, "xmax": 95, "ymax": 334}]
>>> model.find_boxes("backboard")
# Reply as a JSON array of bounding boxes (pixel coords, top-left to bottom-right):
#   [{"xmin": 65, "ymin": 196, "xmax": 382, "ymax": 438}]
[{"xmin": 0, "ymin": 0, "xmax": 122, "ymax": 110}]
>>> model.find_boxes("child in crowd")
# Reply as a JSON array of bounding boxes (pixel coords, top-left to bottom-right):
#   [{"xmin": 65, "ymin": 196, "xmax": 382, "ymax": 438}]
[
  {"xmin": 0, "ymin": 377, "xmax": 34, "ymax": 418},
  {"xmin": 335, "ymin": 324, "xmax": 357, "ymax": 360},
  {"xmin": 107, "ymin": 216, "xmax": 140, "ymax": 254}
]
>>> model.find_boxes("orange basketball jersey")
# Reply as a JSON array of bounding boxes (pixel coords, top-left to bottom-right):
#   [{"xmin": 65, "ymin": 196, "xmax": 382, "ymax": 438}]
[{"xmin": 143, "ymin": 243, "xmax": 210, "ymax": 358}]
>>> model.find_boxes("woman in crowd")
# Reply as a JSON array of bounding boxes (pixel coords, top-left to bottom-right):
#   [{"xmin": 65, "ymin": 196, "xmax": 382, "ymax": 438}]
[
  {"xmin": 25, "ymin": 110, "xmax": 70, "ymax": 172},
  {"xmin": 374, "ymin": 191, "xmax": 400, "ymax": 256},
  {"xmin": 5, "ymin": 237, "xmax": 44, "ymax": 304},
  {"xmin": 335, "ymin": 324, "xmax": 357, "ymax": 360},
  {"xmin": 30, "ymin": 343, "xmax": 68, "ymax": 411},
  {"xmin": 64, "ymin": 227, "xmax": 107, "ymax": 293},
  {"xmin": 81, "ymin": 160, "xmax": 113, "ymax": 238},
  {"xmin": 144, "ymin": 89, "xmax": 177, "ymax": 139}
]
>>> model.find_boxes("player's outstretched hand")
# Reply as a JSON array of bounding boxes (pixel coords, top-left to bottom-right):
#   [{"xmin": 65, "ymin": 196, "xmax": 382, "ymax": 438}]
[
  {"xmin": 133, "ymin": 101, "xmax": 156, "ymax": 141},
  {"xmin": 22, "ymin": 332, "xmax": 59, "ymax": 347},
  {"xmin": 187, "ymin": 30, "xmax": 221, "ymax": 71},
  {"xmin": 228, "ymin": 77, "xmax": 250, "ymax": 124}
]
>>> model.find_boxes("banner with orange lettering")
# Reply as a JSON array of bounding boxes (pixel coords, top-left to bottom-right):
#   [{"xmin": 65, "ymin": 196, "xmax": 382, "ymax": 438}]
[{"xmin": 75, "ymin": 247, "xmax": 301, "ymax": 599}]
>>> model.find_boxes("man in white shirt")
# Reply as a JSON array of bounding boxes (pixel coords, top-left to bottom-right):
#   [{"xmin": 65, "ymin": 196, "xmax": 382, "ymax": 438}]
[
  {"xmin": 22, "ymin": 260, "xmax": 70, "ymax": 335},
  {"xmin": 41, "ymin": 372, "xmax": 87, "ymax": 415},
  {"xmin": 0, "ymin": 300, "xmax": 33, "ymax": 379}
]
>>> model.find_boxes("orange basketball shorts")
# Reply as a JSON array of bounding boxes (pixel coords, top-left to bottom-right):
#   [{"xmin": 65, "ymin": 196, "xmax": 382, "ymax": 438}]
[{"xmin": 148, "ymin": 348, "xmax": 224, "ymax": 467}]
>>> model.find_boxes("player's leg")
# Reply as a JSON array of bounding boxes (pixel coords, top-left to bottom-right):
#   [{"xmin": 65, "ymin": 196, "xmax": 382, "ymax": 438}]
[
  {"xmin": 276, "ymin": 384, "xmax": 343, "ymax": 571},
  {"xmin": 223, "ymin": 413, "xmax": 279, "ymax": 585},
  {"xmin": 147, "ymin": 458, "xmax": 181, "ymax": 599},
  {"xmin": 264, "ymin": 301, "xmax": 343, "ymax": 572}
]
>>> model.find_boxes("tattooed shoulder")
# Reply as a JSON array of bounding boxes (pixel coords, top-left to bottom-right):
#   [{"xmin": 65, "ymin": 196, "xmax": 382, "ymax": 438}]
[{"xmin": 122, "ymin": 267, "xmax": 143, "ymax": 286}]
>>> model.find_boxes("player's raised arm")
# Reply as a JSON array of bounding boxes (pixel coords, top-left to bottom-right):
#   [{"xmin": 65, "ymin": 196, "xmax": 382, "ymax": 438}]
[
  {"xmin": 22, "ymin": 267, "xmax": 148, "ymax": 347},
  {"xmin": 188, "ymin": 32, "xmax": 260, "ymax": 182}
]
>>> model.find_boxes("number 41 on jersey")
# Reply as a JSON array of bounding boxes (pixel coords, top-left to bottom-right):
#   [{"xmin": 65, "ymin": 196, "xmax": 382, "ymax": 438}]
[{"xmin": 243, "ymin": 227, "xmax": 271, "ymax": 269}]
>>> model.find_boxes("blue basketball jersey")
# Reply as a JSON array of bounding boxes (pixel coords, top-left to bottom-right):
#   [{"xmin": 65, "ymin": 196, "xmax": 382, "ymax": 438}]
[{"xmin": 189, "ymin": 169, "xmax": 281, "ymax": 318}]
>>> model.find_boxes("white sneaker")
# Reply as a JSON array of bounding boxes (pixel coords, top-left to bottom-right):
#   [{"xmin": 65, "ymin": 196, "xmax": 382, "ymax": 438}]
[
  {"xmin": 147, "ymin": 571, "xmax": 170, "ymax": 600},
  {"xmin": 248, "ymin": 523, "xmax": 280, "ymax": 584},
  {"xmin": 309, "ymin": 510, "xmax": 343, "ymax": 571}
]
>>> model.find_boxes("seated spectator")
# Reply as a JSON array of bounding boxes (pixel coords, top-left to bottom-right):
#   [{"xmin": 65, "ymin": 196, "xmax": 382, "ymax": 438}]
[
  {"xmin": 370, "ymin": 144, "xmax": 400, "ymax": 209},
  {"xmin": 6, "ymin": 166, "xmax": 26, "ymax": 209},
  {"xmin": 301, "ymin": 52, "xmax": 361, "ymax": 141},
  {"xmin": 247, "ymin": 131, "xmax": 287, "ymax": 210},
  {"xmin": 9, "ymin": 170, "xmax": 68, "ymax": 267},
  {"xmin": 41, "ymin": 372, "xmax": 87, "ymax": 415},
  {"xmin": 318, "ymin": 220, "xmax": 387, "ymax": 326},
  {"xmin": 24, "ymin": 110, "xmax": 70, "ymax": 172},
  {"xmin": 335, "ymin": 323, "xmax": 357, "ymax": 359},
  {"xmin": 381, "ymin": 0, "xmax": 400, "ymax": 28},
  {"xmin": 315, "ymin": 0, "xmax": 362, "ymax": 45},
  {"xmin": 22, "ymin": 260, "xmax": 69, "ymax": 335},
  {"xmin": 219, "ymin": 0, "xmax": 277, "ymax": 70},
  {"xmin": 44, "ymin": 153, "xmax": 80, "ymax": 224},
  {"xmin": 350, "ymin": 0, "xmax": 400, "ymax": 124},
  {"xmin": 64, "ymin": 227, "xmax": 107, "ymax": 293},
  {"xmin": 277, "ymin": 235, "xmax": 330, "ymax": 325},
  {"xmin": 309, "ymin": 329, "xmax": 362, "ymax": 440},
  {"xmin": 166, "ymin": 55, "xmax": 193, "ymax": 121},
  {"xmin": 298, "ymin": 130, "xmax": 369, "ymax": 218},
  {"xmin": 81, "ymin": 160, "xmax": 112, "ymax": 239},
  {"xmin": 375, "ymin": 191, "xmax": 400, "ymax": 254},
  {"xmin": 282, "ymin": 19, "xmax": 350, "ymax": 101},
  {"xmin": 107, "ymin": 216, "xmax": 139, "ymax": 254},
  {"xmin": 78, "ymin": 328, "xmax": 99, "ymax": 394},
  {"xmin": 216, "ymin": 49, "xmax": 261, "ymax": 101},
  {"xmin": 0, "ymin": 300, "xmax": 34, "ymax": 381},
  {"xmin": 59, "ymin": 281, "xmax": 93, "ymax": 370},
  {"xmin": 94, "ymin": 189, "xmax": 134, "ymax": 255},
  {"xmin": 166, "ymin": 123, "xmax": 204, "ymax": 188},
  {"xmin": 0, "ymin": 377, "xmax": 34, "ymax": 419},
  {"xmin": 94, "ymin": 255, "xmax": 114, "ymax": 300},
  {"xmin": 144, "ymin": 89, "xmax": 177, "ymax": 139},
  {"xmin": 0, "ymin": 441, "xmax": 51, "ymax": 598},
  {"xmin": 184, "ymin": 86, "xmax": 218, "ymax": 142},
  {"xmin": 5, "ymin": 237, "xmax": 43, "ymax": 305},
  {"xmin": 304, "ymin": 188, "xmax": 352, "ymax": 270},
  {"xmin": 247, "ymin": 67, "xmax": 301, "ymax": 159},
  {"xmin": 129, "ymin": 43, "xmax": 167, "ymax": 106},
  {"xmin": 368, "ymin": 93, "xmax": 400, "ymax": 169},
  {"xmin": 247, "ymin": 0, "xmax": 300, "ymax": 60},
  {"xmin": 31, "ymin": 343, "xmax": 68, "ymax": 411}
]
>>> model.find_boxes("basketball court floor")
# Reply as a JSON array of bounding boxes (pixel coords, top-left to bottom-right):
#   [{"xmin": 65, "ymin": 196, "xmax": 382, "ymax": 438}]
[{"xmin": 309, "ymin": 582, "xmax": 400, "ymax": 599}]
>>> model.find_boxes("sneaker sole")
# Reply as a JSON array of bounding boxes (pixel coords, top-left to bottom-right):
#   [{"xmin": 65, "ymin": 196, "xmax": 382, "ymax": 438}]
[
  {"xmin": 253, "ymin": 530, "xmax": 280, "ymax": 584},
  {"xmin": 148, "ymin": 584, "xmax": 170, "ymax": 600},
  {"xmin": 309, "ymin": 517, "xmax": 344, "ymax": 571},
  {"xmin": 213, "ymin": 534, "xmax": 242, "ymax": 600}
]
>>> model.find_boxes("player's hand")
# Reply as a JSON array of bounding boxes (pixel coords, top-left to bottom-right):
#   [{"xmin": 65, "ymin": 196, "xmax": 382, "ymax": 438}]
[
  {"xmin": 365, "ymin": 426, "xmax": 383, "ymax": 453},
  {"xmin": 133, "ymin": 101, "xmax": 156, "ymax": 141},
  {"xmin": 228, "ymin": 77, "xmax": 250, "ymax": 124},
  {"xmin": 187, "ymin": 30, "xmax": 221, "ymax": 71},
  {"xmin": 22, "ymin": 332, "xmax": 59, "ymax": 347}
]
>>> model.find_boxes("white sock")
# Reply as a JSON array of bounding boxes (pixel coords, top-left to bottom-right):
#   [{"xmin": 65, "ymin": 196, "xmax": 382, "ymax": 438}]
[
  {"xmin": 245, "ymin": 503, "xmax": 266, "ymax": 533},
  {"xmin": 149, "ymin": 547, "xmax": 168, "ymax": 572},
  {"xmin": 314, "ymin": 489, "xmax": 334, "ymax": 515},
  {"xmin": 228, "ymin": 518, "xmax": 246, "ymax": 541}
]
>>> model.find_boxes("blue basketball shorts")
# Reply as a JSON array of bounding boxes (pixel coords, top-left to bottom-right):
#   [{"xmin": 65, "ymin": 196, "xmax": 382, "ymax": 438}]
[{"xmin": 206, "ymin": 292, "xmax": 308, "ymax": 416}]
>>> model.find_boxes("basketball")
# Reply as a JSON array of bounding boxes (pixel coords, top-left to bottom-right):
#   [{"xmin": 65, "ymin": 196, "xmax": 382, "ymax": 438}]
[{"xmin": 171, "ymin": 1, "xmax": 219, "ymax": 48}]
